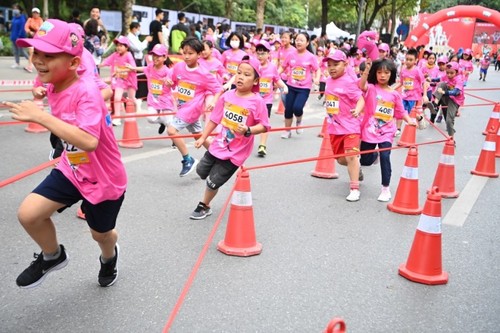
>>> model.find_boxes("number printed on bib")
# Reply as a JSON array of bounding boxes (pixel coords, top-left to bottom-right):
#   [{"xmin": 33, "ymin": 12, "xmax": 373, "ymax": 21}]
[
  {"xmin": 116, "ymin": 66, "xmax": 129, "ymax": 79},
  {"xmin": 221, "ymin": 102, "xmax": 249, "ymax": 131},
  {"xmin": 65, "ymin": 142, "xmax": 90, "ymax": 165},
  {"xmin": 325, "ymin": 94, "xmax": 340, "ymax": 115},
  {"xmin": 403, "ymin": 78, "xmax": 414, "ymax": 90},
  {"xmin": 227, "ymin": 62, "xmax": 238, "ymax": 75},
  {"xmin": 291, "ymin": 67, "xmax": 306, "ymax": 81},
  {"xmin": 374, "ymin": 100, "xmax": 395, "ymax": 122},
  {"xmin": 150, "ymin": 79, "xmax": 163, "ymax": 96},
  {"xmin": 259, "ymin": 78, "xmax": 272, "ymax": 95},
  {"xmin": 177, "ymin": 81, "xmax": 196, "ymax": 105}
]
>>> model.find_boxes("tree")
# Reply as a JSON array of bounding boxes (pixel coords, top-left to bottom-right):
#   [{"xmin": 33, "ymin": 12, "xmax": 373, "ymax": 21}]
[
  {"xmin": 256, "ymin": 0, "xmax": 266, "ymax": 30},
  {"xmin": 121, "ymin": 0, "xmax": 135, "ymax": 35}
]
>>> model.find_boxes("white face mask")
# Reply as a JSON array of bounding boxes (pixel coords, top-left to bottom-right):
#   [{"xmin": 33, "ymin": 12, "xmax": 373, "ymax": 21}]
[
  {"xmin": 135, "ymin": 30, "xmax": 140, "ymax": 36},
  {"xmin": 230, "ymin": 40, "xmax": 240, "ymax": 49}
]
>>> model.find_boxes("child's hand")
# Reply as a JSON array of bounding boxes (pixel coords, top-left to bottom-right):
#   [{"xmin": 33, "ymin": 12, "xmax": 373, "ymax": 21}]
[
  {"xmin": 282, "ymin": 87, "xmax": 289, "ymax": 95},
  {"xmin": 437, "ymin": 88, "xmax": 444, "ymax": 94},
  {"xmin": 364, "ymin": 58, "xmax": 372, "ymax": 72},
  {"xmin": 163, "ymin": 78, "xmax": 173, "ymax": 87},
  {"xmin": 32, "ymin": 86, "xmax": 47, "ymax": 99},
  {"xmin": 125, "ymin": 64, "xmax": 134, "ymax": 70},
  {"xmin": 350, "ymin": 108, "xmax": 361, "ymax": 118},
  {"xmin": 4, "ymin": 100, "xmax": 46, "ymax": 123},
  {"xmin": 422, "ymin": 95, "xmax": 429, "ymax": 104},
  {"xmin": 194, "ymin": 137, "xmax": 205, "ymax": 148},
  {"xmin": 236, "ymin": 123, "xmax": 248, "ymax": 135}
]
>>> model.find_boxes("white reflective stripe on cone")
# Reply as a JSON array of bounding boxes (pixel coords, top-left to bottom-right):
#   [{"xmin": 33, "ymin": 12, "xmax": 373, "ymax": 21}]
[
  {"xmin": 440, "ymin": 154, "xmax": 455, "ymax": 165},
  {"xmin": 231, "ymin": 191, "xmax": 252, "ymax": 206},
  {"xmin": 417, "ymin": 214, "xmax": 442, "ymax": 234},
  {"xmin": 490, "ymin": 112, "xmax": 499, "ymax": 119},
  {"xmin": 483, "ymin": 141, "xmax": 496, "ymax": 152},
  {"xmin": 401, "ymin": 166, "xmax": 418, "ymax": 180}
]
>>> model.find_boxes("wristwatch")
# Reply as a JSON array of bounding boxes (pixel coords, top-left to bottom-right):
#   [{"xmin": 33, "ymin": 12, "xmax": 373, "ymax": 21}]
[{"xmin": 244, "ymin": 126, "xmax": 252, "ymax": 137}]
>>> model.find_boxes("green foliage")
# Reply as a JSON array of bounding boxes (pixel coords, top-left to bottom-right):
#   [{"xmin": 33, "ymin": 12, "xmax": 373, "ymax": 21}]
[{"xmin": 0, "ymin": 35, "xmax": 13, "ymax": 56}]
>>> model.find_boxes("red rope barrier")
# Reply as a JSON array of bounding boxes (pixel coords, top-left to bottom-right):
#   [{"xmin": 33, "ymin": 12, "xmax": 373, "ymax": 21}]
[{"xmin": 0, "ymin": 158, "xmax": 59, "ymax": 188}]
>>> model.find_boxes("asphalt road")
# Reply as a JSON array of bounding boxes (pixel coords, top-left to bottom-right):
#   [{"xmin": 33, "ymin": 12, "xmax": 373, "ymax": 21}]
[{"xmin": 0, "ymin": 56, "xmax": 499, "ymax": 333}]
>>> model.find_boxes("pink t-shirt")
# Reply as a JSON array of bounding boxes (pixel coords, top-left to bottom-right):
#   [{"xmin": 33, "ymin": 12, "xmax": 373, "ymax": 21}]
[
  {"xmin": 421, "ymin": 64, "xmax": 439, "ymax": 92},
  {"xmin": 459, "ymin": 59, "xmax": 474, "ymax": 78},
  {"xmin": 362, "ymin": 84, "xmax": 405, "ymax": 143},
  {"xmin": 209, "ymin": 90, "xmax": 270, "ymax": 166},
  {"xmin": 212, "ymin": 48, "xmax": 222, "ymax": 61},
  {"xmin": 441, "ymin": 74, "xmax": 465, "ymax": 106},
  {"xmin": 399, "ymin": 66, "xmax": 425, "ymax": 101},
  {"xmin": 278, "ymin": 45, "xmax": 297, "ymax": 81},
  {"xmin": 282, "ymin": 51, "xmax": 319, "ymax": 89},
  {"xmin": 171, "ymin": 62, "xmax": 222, "ymax": 124},
  {"xmin": 318, "ymin": 56, "xmax": 328, "ymax": 83},
  {"xmin": 100, "ymin": 51, "xmax": 137, "ymax": 90},
  {"xmin": 258, "ymin": 62, "xmax": 280, "ymax": 104},
  {"xmin": 199, "ymin": 57, "xmax": 227, "ymax": 84},
  {"xmin": 324, "ymin": 72, "xmax": 363, "ymax": 135},
  {"xmin": 480, "ymin": 58, "xmax": 491, "ymax": 69},
  {"xmin": 48, "ymin": 76, "xmax": 127, "ymax": 204},
  {"xmin": 221, "ymin": 48, "xmax": 247, "ymax": 77},
  {"xmin": 143, "ymin": 63, "xmax": 175, "ymax": 110}
]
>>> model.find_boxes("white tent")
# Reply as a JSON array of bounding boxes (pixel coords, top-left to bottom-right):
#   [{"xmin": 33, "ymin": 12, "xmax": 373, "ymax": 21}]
[{"xmin": 313, "ymin": 22, "xmax": 351, "ymax": 41}]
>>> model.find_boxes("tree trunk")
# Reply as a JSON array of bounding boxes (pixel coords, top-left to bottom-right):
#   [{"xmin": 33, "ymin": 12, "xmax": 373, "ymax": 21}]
[
  {"xmin": 43, "ymin": 0, "xmax": 49, "ymax": 19},
  {"xmin": 256, "ymin": 0, "xmax": 266, "ymax": 30},
  {"xmin": 225, "ymin": 0, "xmax": 233, "ymax": 19},
  {"xmin": 121, "ymin": 0, "xmax": 135, "ymax": 36},
  {"xmin": 321, "ymin": 0, "xmax": 328, "ymax": 36},
  {"xmin": 390, "ymin": 0, "xmax": 397, "ymax": 43}
]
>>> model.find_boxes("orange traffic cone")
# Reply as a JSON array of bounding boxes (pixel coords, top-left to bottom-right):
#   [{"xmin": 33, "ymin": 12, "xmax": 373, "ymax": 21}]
[
  {"xmin": 118, "ymin": 98, "xmax": 143, "ymax": 149},
  {"xmin": 311, "ymin": 133, "xmax": 339, "ymax": 179},
  {"xmin": 398, "ymin": 186, "xmax": 448, "ymax": 285},
  {"xmin": 76, "ymin": 207, "xmax": 86, "ymax": 220},
  {"xmin": 318, "ymin": 117, "xmax": 328, "ymax": 138},
  {"xmin": 275, "ymin": 96, "xmax": 285, "ymax": 115},
  {"xmin": 471, "ymin": 127, "xmax": 498, "ymax": 177},
  {"xmin": 217, "ymin": 170, "xmax": 262, "ymax": 257},
  {"xmin": 387, "ymin": 146, "xmax": 422, "ymax": 215},
  {"xmin": 430, "ymin": 139, "xmax": 459, "ymax": 198},
  {"xmin": 496, "ymin": 126, "xmax": 500, "ymax": 158},
  {"xmin": 482, "ymin": 103, "xmax": 500, "ymax": 135},
  {"xmin": 324, "ymin": 318, "xmax": 346, "ymax": 333},
  {"xmin": 25, "ymin": 99, "xmax": 49, "ymax": 133},
  {"xmin": 397, "ymin": 108, "xmax": 417, "ymax": 147}
]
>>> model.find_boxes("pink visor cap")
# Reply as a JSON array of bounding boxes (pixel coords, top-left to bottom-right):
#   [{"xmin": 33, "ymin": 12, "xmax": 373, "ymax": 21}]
[
  {"xmin": 114, "ymin": 36, "xmax": 130, "ymax": 48},
  {"xmin": 323, "ymin": 49, "xmax": 347, "ymax": 62},
  {"xmin": 378, "ymin": 43, "xmax": 390, "ymax": 53},
  {"xmin": 149, "ymin": 44, "xmax": 167, "ymax": 56},
  {"xmin": 255, "ymin": 40, "xmax": 271, "ymax": 51},
  {"xmin": 16, "ymin": 19, "xmax": 83, "ymax": 56},
  {"xmin": 437, "ymin": 55, "xmax": 448, "ymax": 64},
  {"xmin": 240, "ymin": 55, "xmax": 261, "ymax": 77},
  {"xmin": 446, "ymin": 61, "xmax": 459, "ymax": 71}
]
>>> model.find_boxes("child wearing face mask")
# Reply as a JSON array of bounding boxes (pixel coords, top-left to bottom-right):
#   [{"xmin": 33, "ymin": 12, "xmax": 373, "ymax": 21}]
[{"xmin": 221, "ymin": 32, "xmax": 247, "ymax": 82}]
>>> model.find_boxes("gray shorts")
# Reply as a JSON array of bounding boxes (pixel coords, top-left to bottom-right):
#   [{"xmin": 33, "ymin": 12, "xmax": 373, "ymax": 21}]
[
  {"xmin": 170, "ymin": 116, "xmax": 203, "ymax": 133},
  {"xmin": 196, "ymin": 151, "xmax": 239, "ymax": 190}
]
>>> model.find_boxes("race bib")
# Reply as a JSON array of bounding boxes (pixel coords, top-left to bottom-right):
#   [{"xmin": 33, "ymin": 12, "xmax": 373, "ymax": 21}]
[
  {"xmin": 259, "ymin": 78, "xmax": 272, "ymax": 95},
  {"xmin": 403, "ymin": 78, "xmax": 414, "ymax": 90},
  {"xmin": 221, "ymin": 102, "xmax": 249, "ymax": 131},
  {"xmin": 150, "ymin": 79, "xmax": 163, "ymax": 96},
  {"xmin": 177, "ymin": 81, "xmax": 196, "ymax": 106},
  {"xmin": 116, "ymin": 65, "xmax": 128, "ymax": 79},
  {"xmin": 227, "ymin": 62, "xmax": 238, "ymax": 75},
  {"xmin": 325, "ymin": 94, "xmax": 340, "ymax": 115},
  {"xmin": 65, "ymin": 142, "xmax": 90, "ymax": 166},
  {"xmin": 374, "ymin": 100, "xmax": 394, "ymax": 122},
  {"xmin": 291, "ymin": 66, "xmax": 306, "ymax": 81}
]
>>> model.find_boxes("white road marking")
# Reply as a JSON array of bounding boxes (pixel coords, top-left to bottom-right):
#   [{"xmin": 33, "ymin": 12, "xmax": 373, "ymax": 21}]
[{"xmin": 442, "ymin": 175, "xmax": 489, "ymax": 227}]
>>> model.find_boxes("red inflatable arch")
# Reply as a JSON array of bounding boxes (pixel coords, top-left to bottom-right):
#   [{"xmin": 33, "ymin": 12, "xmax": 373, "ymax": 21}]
[{"xmin": 405, "ymin": 5, "xmax": 500, "ymax": 48}]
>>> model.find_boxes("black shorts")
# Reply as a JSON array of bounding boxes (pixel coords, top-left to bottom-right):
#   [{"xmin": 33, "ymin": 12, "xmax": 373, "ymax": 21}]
[
  {"xmin": 266, "ymin": 104, "xmax": 272, "ymax": 117},
  {"xmin": 32, "ymin": 169, "xmax": 125, "ymax": 233},
  {"xmin": 196, "ymin": 151, "xmax": 239, "ymax": 190}
]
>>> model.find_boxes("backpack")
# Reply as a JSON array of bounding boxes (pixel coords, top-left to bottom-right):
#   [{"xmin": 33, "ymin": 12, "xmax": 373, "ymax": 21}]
[{"xmin": 84, "ymin": 37, "xmax": 95, "ymax": 54}]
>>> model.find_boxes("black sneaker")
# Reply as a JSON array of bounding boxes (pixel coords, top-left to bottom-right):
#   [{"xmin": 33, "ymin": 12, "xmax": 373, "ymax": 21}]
[
  {"xmin": 189, "ymin": 202, "xmax": 213, "ymax": 220},
  {"xmin": 16, "ymin": 244, "xmax": 68, "ymax": 289},
  {"xmin": 158, "ymin": 124, "xmax": 166, "ymax": 134},
  {"xmin": 179, "ymin": 157, "xmax": 198, "ymax": 177},
  {"xmin": 98, "ymin": 244, "xmax": 119, "ymax": 287}
]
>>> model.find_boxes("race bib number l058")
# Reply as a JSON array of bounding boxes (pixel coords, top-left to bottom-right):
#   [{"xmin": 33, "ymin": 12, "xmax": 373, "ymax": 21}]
[{"xmin": 221, "ymin": 102, "xmax": 249, "ymax": 131}]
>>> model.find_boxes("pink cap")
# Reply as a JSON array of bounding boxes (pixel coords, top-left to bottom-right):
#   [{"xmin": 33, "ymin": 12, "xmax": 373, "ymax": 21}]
[
  {"xmin": 342, "ymin": 43, "xmax": 351, "ymax": 51},
  {"xmin": 149, "ymin": 44, "xmax": 167, "ymax": 56},
  {"xmin": 256, "ymin": 40, "xmax": 271, "ymax": 51},
  {"xmin": 323, "ymin": 49, "xmax": 347, "ymax": 62},
  {"xmin": 437, "ymin": 55, "xmax": 448, "ymax": 64},
  {"xmin": 463, "ymin": 48, "xmax": 472, "ymax": 55},
  {"xmin": 244, "ymin": 42, "xmax": 251, "ymax": 49},
  {"xmin": 69, "ymin": 23, "xmax": 85, "ymax": 38},
  {"xmin": 114, "ymin": 36, "xmax": 130, "ymax": 48},
  {"xmin": 356, "ymin": 49, "xmax": 363, "ymax": 55},
  {"xmin": 16, "ymin": 19, "xmax": 82, "ymax": 56},
  {"xmin": 240, "ymin": 55, "xmax": 261, "ymax": 77},
  {"xmin": 378, "ymin": 43, "xmax": 390, "ymax": 53},
  {"xmin": 446, "ymin": 61, "xmax": 459, "ymax": 71},
  {"xmin": 317, "ymin": 47, "xmax": 325, "ymax": 53},
  {"xmin": 273, "ymin": 38, "xmax": 281, "ymax": 45}
]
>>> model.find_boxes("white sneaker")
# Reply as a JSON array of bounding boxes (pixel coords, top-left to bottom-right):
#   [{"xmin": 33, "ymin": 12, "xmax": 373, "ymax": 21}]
[
  {"xmin": 296, "ymin": 122, "xmax": 304, "ymax": 134},
  {"xmin": 377, "ymin": 187, "xmax": 391, "ymax": 202},
  {"xmin": 346, "ymin": 189, "xmax": 360, "ymax": 202},
  {"xmin": 281, "ymin": 131, "xmax": 292, "ymax": 139},
  {"xmin": 112, "ymin": 119, "xmax": 122, "ymax": 126},
  {"xmin": 11, "ymin": 64, "xmax": 20, "ymax": 69},
  {"xmin": 394, "ymin": 130, "xmax": 401, "ymax": 137}
]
